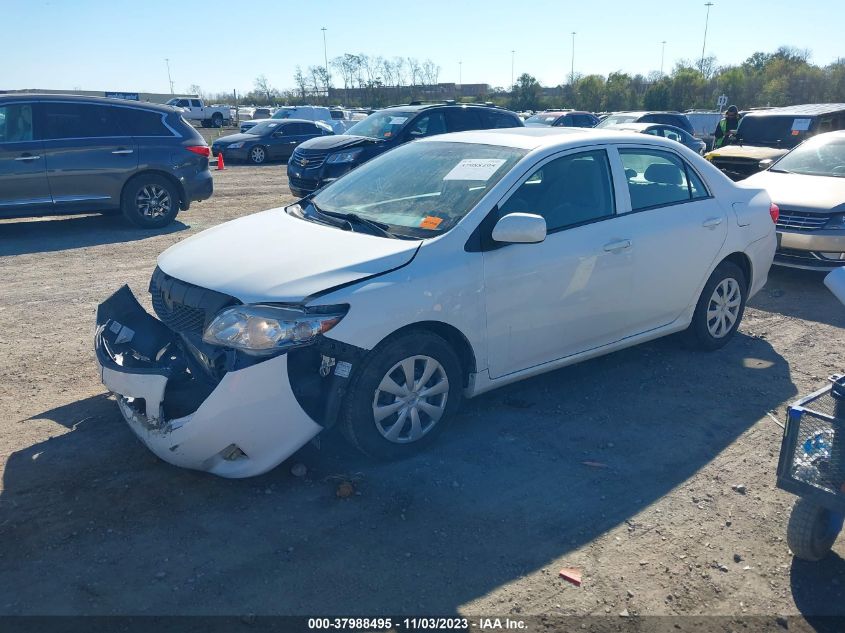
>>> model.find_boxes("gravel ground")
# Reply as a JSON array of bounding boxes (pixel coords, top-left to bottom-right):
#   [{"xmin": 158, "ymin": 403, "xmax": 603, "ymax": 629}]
[{"xmin": 0, "ymin": 159, "xmax": 843, "ymax": 626}]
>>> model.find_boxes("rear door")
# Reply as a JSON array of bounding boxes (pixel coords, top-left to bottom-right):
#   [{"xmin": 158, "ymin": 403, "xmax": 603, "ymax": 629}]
[
  {"xmin": 0, "ymin": 101, "xmax": 53, "ymax": 216},
  {"xmin": 38, "ymin": 101, "xmax": 138, "ymax": 212}
]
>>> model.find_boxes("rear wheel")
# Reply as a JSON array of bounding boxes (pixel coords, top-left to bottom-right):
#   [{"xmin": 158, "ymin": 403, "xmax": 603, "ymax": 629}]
[
  {"xmin": 121, "ymin": 174, "xmax": 179, "ymax": 228},
  {"xmin": 249, "ymin": 145, "xmax": 268, "ymax": 164},
  {"xmin": 787, "ymin": 498, "xmax": 843, "ymax": 561},
  {"xmin": 340, "ymin": 330, "xmax": 463, "ymax": 460},
  {"xmin": 685, "ymin": 261, "xmax": 747, "ymax": 350}
]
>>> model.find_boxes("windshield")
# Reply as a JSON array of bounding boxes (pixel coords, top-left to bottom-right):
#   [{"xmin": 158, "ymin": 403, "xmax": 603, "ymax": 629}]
[
  {"xmin": 772, "ymin": 135, "xmax": 845, "ymax": 177},
  {"xmin": 524, "ymin": 114, "xmax": 559, "ymax": 126},
  {"xmin": 272, "ymin": 108, "xmax": 295, "ymax": 119},
  {"xmin": 309, "ymin": 141, "xmax": 527, "ymax": 237},
  {"xmin": 245, "ymin": 120, "xmax": 283, "ymax": 135},
  {"xmin": 597, "ymin": 114, "xmax": 639, "ymax": 128},
  {"xmin": 345, "ymin": 110, "xmax": 415, "ymax": 139},
  {"xmin": 736, "ymin": 115, "xmax": 815, "ymax": 149}
]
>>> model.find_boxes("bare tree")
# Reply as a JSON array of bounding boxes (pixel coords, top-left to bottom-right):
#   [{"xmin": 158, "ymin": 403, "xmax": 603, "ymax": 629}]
[
  {"xmin": 293, "ymin": 66, "xmax": 308, "ymax": 100},
  {"xmin": 421, "ymin": 59, "xmax": 440, "ymax": 86},
  {"xmin": 254, "ymin": 75, "xmax": 274, "ymax": 102},
  {"xmin": 187, "ymin": 84, "xmax": 204, "ymax": 98},
  {"xmin": 407, "ymin": 57, "xmax": 421, "ymax": 88}
]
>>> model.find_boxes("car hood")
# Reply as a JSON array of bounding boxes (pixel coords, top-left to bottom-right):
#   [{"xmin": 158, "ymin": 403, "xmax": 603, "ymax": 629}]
[
  {"xmin": 156, "ymin": 208, "xmax": 421, "ymax": 304},
  {"xmin": 707, "ymin": 145, "xmax": 790, "ymax": 161},
  {"xmin": 740, "ymin": 171, "xmax": 845, "ymax": 213},
  {"xmin": 213, "ymin": 133, "xmax": 256, "ymax": 145},
  {"xmin": 297, "ymin": 134, "xmax": 384, "ymax": 151}
]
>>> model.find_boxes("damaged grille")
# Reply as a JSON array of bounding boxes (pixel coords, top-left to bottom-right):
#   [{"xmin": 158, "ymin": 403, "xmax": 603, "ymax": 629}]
[
  {"xmin": 290, "ymin": 148, "xmax": 330, "ymax": 169},
  {"xmin": 149, "ymin": 267, "xmax": 238, "ymax": 335}
]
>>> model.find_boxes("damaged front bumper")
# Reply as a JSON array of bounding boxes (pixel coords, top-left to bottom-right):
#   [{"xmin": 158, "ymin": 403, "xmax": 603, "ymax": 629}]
[{"xmin": 94, "ymin": 286, "xmax": 323, "ymax": 478}]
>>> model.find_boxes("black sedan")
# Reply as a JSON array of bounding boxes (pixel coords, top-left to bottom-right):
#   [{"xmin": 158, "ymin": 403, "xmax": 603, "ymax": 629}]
[
  {"xmin": 604, "ymin": 122, "xmax": 707, "ymax": 155},
  {"xmin": 211, "ymin": 119, "xmax": 333, "ymax": 164}
]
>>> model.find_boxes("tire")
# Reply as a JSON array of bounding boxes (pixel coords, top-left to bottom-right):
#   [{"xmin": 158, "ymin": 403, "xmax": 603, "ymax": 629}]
[
  {"xmin": 200, "ymin": 120, "xmax": 210, "ymax": 128},
  {"xmin": 685, "ymin": 260, "xmax": 747, "ymax": 350},
  {"xmin": 339, "ymin": 330, "xmax": 464, "ymax": 460},
  {"xmin": 121, "ymin": 174, "xmax": 179, "ymax": 229},
  {"xmin": 212, "ymin": 113, "xmax": 223, "ymax": 128},
  {"xmin": 248, "ymin": 145, "xmax": 268, "ymax": 165},
  {"xmin": 786, "ymin": 498, "xmax": 843, "ymax": 561}
]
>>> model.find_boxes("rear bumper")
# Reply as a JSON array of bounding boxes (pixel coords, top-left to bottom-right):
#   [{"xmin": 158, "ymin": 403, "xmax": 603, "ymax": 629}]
[
  {"xmin": 775, "ymin": 229, "xmax": 845, "ymax": 270},
  {"xmin": 183, "ymin": 170, "xmax": 213, "ymax": 206},
  {"xmin": 94, "ymin": 286, "xmax": 322, "ymax": 478}
]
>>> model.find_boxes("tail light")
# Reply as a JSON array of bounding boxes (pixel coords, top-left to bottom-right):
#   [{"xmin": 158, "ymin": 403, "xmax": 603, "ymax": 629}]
[
  {"xmin": 769, "ymin": 203, "xmax": 780, "ymax": 224},
  {"xmin": 186, "ymin": 145, "xmax": 210, "ymax": 158}
]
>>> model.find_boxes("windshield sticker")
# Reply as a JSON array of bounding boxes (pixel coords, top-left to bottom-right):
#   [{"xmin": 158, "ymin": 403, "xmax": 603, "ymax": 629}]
[
  {"xmin": 443, "ymin": 158, "xmax": 507, "ymax": 181},
  {"xmin": 419, "ymin": 216, "xmax": 443, "ymax": 230},
  {"xmin": 792, "ymin": 118, "xmax": 811, "ymax": 131},
  {"xmin": 389, "ymin": 116, "xmax": 408, "ymax": 125}
]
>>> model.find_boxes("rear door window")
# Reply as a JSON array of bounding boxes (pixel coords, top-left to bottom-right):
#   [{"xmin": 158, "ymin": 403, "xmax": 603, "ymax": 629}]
[
  {"xmin": 41, "ymin": 102, "xmax": 126, "ymax": 139},
  {"xmin": 619, "ymin": 148, "xmax": 708, "ymax": 210},
  {"xmin": 190, "ymin": 99, "xmax": 202, "ymax": 108},
  {"xmin": 445, "ymin": 109, "xmax": 483, "ymax": 132},
  {"xmin": 407, "ymin": 112, "xmax": 447, "ymax": 138}
]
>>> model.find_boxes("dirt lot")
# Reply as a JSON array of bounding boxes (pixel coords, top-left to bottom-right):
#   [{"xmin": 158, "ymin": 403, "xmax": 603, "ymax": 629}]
[{"xmin": 0, "ymin": 158, "xmax": 843, "ymax": 626}]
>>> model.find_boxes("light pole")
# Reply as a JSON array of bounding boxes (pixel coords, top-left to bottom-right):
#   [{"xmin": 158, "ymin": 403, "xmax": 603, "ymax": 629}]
[
  {"xmin": 700, "ymin": 2, "xmax": 714, "ymax": 75},
  {"xmin": 165, "ymin": 58, "xmax": 174, "ymax": 94},
  {"xmin": 511, "ymin": 50, "xmax": 515, "ymax": 90},
  {"xmin": 321, "ymin": 27, "xmax": 329, "ymax": 102},
  {"xmin": 570, "ymin": 32, "xmax": 576, "ymax": 85},
  {"xmin": 660, "ymin": 40, "xmax": 667, "ymax": 75},
  {"xmin": 458, "ymin": 60, "xmax": 462, "ymax": 87}
]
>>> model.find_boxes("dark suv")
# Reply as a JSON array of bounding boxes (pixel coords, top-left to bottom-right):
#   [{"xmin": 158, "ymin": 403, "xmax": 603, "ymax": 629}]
[
  {"xmin": 286, "ymin": 103, "xmax": 523, "ymax": 198},
  {"xmin": 597, "ymin": 111, "xmax": 694, "ymax": 135},
  {"xmin": 0, "ymin": 94, "xmax": 212, "ymax": 228}
]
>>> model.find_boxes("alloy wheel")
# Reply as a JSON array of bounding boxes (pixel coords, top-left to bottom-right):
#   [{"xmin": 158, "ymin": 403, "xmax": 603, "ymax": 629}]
[
  {"xmin": 251, "ymin": 147, "xmax": 265, "ymax": 163},
  {"xmin": 372, "ymin": 355, "xmax": 449, "ymax": 444},
  {"xmin": 135, "ymin": 185, "xmax": 172, "ymax": 219}
]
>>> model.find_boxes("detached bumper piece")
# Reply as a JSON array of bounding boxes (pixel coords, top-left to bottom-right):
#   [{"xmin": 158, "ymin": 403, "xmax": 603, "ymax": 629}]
[{"xmin": 95, "ymin": 285, "xmax": 323, "ymax": 478}]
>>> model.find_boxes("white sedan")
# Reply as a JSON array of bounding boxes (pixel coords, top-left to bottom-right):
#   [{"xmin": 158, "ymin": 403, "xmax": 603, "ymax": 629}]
[{"xmin": 95, "ymin": 128, "xmax": 777, "ymax": 477}]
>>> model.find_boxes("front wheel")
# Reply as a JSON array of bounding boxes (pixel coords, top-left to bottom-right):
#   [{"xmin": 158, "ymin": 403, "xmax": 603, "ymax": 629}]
[
  {"xmin": 787, "ymin": 498, "xmax": 843, "ymax": 561},
  {"xmin": 340, "ymin": 330, "xmax": 464, "ymax": 460},
  {"xmin": 212, "ymin": 113, "xmax": 223, "ymax": 128},
  {"xmin": 121, "ymin": 174, "xmax": 179, "ymax": 228},
  {"xmin": 685, "ymin": 261, "xmax": 747, "ymax": 350},
  {"xmin": 249, "ymin": 145, "xmax": 268, "ymax": 164}
]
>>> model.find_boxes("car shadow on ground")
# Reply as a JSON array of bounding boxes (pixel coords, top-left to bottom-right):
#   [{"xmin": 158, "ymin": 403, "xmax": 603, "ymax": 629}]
[
  {"xmin": 0, "ymin": 333, "xmax": 799, "ymax": 615},
  {"xmin": 790, "ymin": 552, "xmax": 845, "ymax": 631},
  {"xmin": 750, "ymin": 267, "xmax": 844, "ymax": 329},
  {"xmin": 0, "ymin": 214, "xmax": 189, "ymax": 257}
]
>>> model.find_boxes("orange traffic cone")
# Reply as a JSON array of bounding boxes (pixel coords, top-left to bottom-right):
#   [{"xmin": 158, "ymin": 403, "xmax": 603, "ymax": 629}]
[{"xmin": 217, "ymin": 151, "xmax": 225, "ymax": 170}]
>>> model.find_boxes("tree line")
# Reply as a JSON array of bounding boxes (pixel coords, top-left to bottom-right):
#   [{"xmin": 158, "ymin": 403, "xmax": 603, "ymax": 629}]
[{"xmin": 196, "ymin": 47, "xmax": 845, "ymax": 112}]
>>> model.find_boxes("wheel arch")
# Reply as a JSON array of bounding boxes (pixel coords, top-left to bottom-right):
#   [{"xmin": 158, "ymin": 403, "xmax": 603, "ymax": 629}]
[
  {"xmin": 720, "ymin": 251, "xmax": 753, "ymax": 290},
  {"xmin": 379, "ymin": 321, "xmax": 478, "ymax": 388},
  {"xmin": 121, "ymin": 170, "xmax": 187, "ymax": 210}
]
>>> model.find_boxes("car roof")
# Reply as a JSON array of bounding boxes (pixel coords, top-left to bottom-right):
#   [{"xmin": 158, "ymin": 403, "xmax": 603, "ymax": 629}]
[
  {"xmin": 378, "ymin": 103, "xmax": 516, "ymax": 114},
  {"xmin": 416, "ymin": 127, "xmax": 684, "ymax": 151},
  {"xmin": 608, "ymin": 110, "xmax": 683, "ymax": 117},
  {"xmin": 0, "ymin": 92, "xmax": 174, "ymax": 113},
  {"xmin": 604, "ymin": 122, "xmax": 658, "ymax": 131},
  {"xmin": 744, "ymin": 103, "xmax": 845, "ymax": 117}
]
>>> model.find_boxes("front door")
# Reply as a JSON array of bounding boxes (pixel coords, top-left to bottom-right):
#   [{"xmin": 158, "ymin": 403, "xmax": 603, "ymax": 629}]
[
  {"xmin": 482, "ymin": 148, "xmax": 634, "ymax": 378},
  {"xmin": 0, "ymin": 102, "xmax": 52, "ymax": 216},
  {"xmin": 37, "ymin": 101, "xmax": 138, "ymax": 212}
]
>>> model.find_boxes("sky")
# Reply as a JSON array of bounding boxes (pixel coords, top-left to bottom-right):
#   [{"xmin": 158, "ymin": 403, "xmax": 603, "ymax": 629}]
[{"xmin": 4, "ymin": 0, "xmax": 845, "ymax": 96}]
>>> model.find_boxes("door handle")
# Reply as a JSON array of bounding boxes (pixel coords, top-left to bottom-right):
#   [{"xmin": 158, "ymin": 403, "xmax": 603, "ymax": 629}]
[
  {"xmin": 112, "ymin": 149, "xmax": 134, "ymax": 155},
  {"xmin": 603, "ymin": 239, "xmax": 632, "ymax": 253},
  {"xmin": 15, "ymin": 154, "xmax": 41, "ymax": 161},
  {"xmin": 702, "ymin": 217, "xmax": 723, "ymax": 228}
]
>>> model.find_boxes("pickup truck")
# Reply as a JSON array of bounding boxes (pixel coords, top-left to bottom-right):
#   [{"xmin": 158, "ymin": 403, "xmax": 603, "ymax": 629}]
[{"xmin": 166, "ymin": 97, "xmax": 232, "ymax": 128}]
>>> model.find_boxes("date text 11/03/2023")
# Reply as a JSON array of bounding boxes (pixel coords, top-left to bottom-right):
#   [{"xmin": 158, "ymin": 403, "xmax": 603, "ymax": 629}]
[{"xmin": 307, "ymin": 617, "xmax": 527, "ymax": 630}]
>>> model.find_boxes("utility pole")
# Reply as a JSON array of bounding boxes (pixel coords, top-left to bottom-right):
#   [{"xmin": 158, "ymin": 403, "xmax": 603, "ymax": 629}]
[
  {"xmin": 660, "ymin": 41, "xmax": 667, "ymax": 75},
  {"xmin": 700, "ymin": 2, "xmax": 714, "ymax": 75},
  {"xmin": 165, "ymin": 58, "xmax": 174, "ymax": 94},
  {"xmin": 321, "ymin": 27, "xmax": 329, "ymax": 102},
  {"xmin": 511, "ymin": 50, "xmax": 515, "ymax": 90},
  {"xmin": 458, "ymin": 60, "xmax": 462, "ymax": 99},
  {"xmin": 570, "ymin": 32, "xmax": 576, "ymax": 85}
]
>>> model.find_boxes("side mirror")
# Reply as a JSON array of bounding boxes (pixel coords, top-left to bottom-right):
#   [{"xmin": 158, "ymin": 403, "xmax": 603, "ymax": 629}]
[
  {"xmin": 491, "ymin": 213, "xmax": 547, "ymax": 244},
  {"xmin": 758, "ymin": 158, "xmax": 774, "ymax": 170}
]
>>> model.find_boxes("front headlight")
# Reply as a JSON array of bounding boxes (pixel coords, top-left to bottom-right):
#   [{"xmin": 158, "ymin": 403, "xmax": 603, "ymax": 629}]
[
  {"xmin": 824, "ymin": 214, "xmax": 845, "ymax": 230},
  {"xmin": 227, "ymin": 141, "xmax": 245, "ymax": 149},
  {"xmin": 202, "ymin": 305, "xmax": 347, "ymax": 356},
  {"xmin": 326, "ymin": 148, "xmax": 363, "ymax": 164}
]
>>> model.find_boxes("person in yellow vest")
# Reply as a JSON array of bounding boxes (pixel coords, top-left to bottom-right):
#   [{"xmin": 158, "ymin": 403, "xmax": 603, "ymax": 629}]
[{"xmin": 713, "ymin": 105, "xmax": 740, "ymax": 149}]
